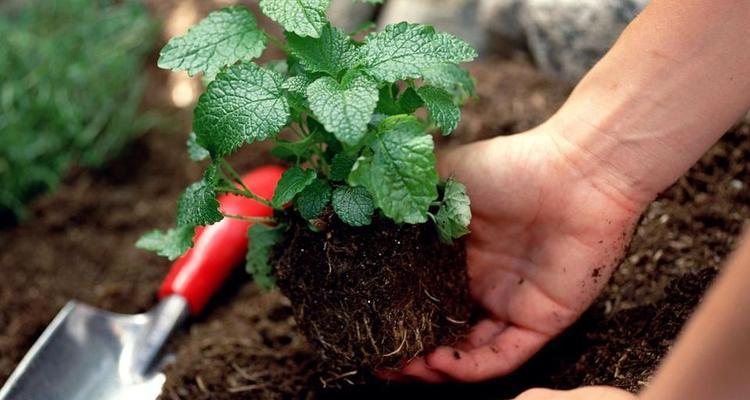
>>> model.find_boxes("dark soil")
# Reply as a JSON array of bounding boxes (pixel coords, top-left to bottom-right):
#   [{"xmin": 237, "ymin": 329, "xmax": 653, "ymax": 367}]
[
  {"xmin": 272, "ymin": 211, "xmax": 471, "ymax": 376},
  {"xmin": 1, "ymin": 34, "xmax": 748, "ymax": 399}
]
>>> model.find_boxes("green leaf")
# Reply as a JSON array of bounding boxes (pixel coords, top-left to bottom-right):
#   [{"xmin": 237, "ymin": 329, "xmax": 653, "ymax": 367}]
[
  {"xmin": 246, "ymin": 223, "xmax": 285, "ymax": 289},
  {"xmin": 295, "ymin": 179, "xmax": 332, "ymax": 219},
  {"xmin": 286, "ymin": 24, "xmax": 359, "ymax": 76},
  {"xmin": 272, "ymin": 166, "xmax": 317, "ymax": 208},
  {"xmin": 375, "ymin": 85, "xmax": 402, "ymax": 115},
  {"xmin": 332, "ymin": 186, "xmax": 374, "ymax": 226},
  {"xmin": 347, "ymin": 153, "xmax": 373, "ymax": 189},
  {"xmin": 177, "ymin": 165, "xmax": 223, "ymax": 227},
  {"xmin": 435, "ymin": 178, "xmax": 471, "ymax": 243},
  {"xmin": 158, "ymin": 7, "xmax": 267, "ymax": 77},
  {"xmin": 418, "ymin": 86, "xmax": 460, "ymax": 134},
  {"xmin": 307, "ymin": 73, "xmax": 379, "ymax": 146},
  {"xmin": 266, "ymin": 59, "xmax": 289, "ymax": 75},
  {"xmin": 422, "ymin": 63, "xmax": 476, "ymax": 103},
  {"xmin": 136, "ymin": 226, "xmax": 195, "ymax": 261},
  {"xmin": 260, "ymin": 0, "xmax": 331, "ymax": 38},
  {"xmin": 187, "ymin": 132, "xmax": 210, "ymax": 161},
  {"xmin": 329, "ymin": 153, "xmax": 357, "ymax": 181},
  {"xmin": 398, "ymin": 87, "xmax": 424, "ymax": 114},
  {"xmin": 194, "ymin": 63, "xmax": 289, "ymax": 158},
  {"xmin": 272, "ymin": 131, "xmax": 320, "ymax": 160},
  {"xmin": 281, "ymin": 75, "xmax": 311, "ymax": 95},
  {"xmin": 361, "ymin": 22, "xmax": 477, "ymax": 82},
  {"xmin": 359, "ymin": 116, "xmax": 438, "ymax": 223}
]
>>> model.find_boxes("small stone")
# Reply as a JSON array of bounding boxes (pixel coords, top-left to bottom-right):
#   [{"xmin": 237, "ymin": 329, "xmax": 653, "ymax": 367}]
[
  {"xmin": 523, "ymin": 0, "xmax": 649, "ymax": 82},
  {"xmin": 730, "ymin": 179, "xmax": 744, "ymax": 190},
  {"xmin": 478, "ymin": 0, "xmax": 528, "ymax": 53},
  {"xmin": 327, "ymin": 0, "xmax": 377, "ymax": 33},
  {"xmin": 377, "ymin": 0, "xmax": 487, "ymax": 53}
]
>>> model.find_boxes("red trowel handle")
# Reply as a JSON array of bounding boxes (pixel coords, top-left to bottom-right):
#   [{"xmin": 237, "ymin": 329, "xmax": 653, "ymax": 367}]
[{"xmin": 158, "ymin": 165, "xmax": 285, "ymax": 315}]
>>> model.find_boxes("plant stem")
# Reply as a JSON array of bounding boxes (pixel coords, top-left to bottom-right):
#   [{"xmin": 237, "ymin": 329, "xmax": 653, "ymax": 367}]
[
  {"xmin": 219, "ymin": 160, "xmax": 275, "ymax": 206},
  {"xmin": 292, "ymin": 124, "xmax": 308, "ymax": 140},
  {"xmin": 221, "ymin": 212, "xmax": 275, "ymax": 224},
  {"xmin": 216, "ymin": 184, "xmax": 274, "ymax": 208}
]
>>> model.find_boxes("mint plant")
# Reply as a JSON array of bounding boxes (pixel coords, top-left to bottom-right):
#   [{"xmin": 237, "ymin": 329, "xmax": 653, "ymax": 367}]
[{"xmin": 138, "ymin": 1, "xmax": 476, "ymax": 287}]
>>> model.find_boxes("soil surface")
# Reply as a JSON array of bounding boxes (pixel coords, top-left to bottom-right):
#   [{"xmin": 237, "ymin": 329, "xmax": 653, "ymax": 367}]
[
  {"xmin": 1, "ymin": 44, "xmax": 748, "ymax": 400},
  {"xmin": 273, "ymin": 210, "xmax": 471, "ymax": 375}
]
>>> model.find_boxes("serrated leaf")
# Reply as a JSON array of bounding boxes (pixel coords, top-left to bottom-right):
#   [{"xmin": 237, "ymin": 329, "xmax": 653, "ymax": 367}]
[
  {"xmin": 330, "ymin": 153, "xmax": 357, "ymax": 181},
  {"xmin": 286, "ymin": 24, "xmax": 359, "ymax": 76},
  {"xmin": 194, "ymin": 63, "xmax": 289, "ymax": 158},
  {"xmin": 282, "ymin": 75, "xmax": 311, "ymax": 119},
  {"xmin": 136, "ymin": 226, "xmax": 195, "ymax": 261},
  {"xmin": 361, "ymin": 22, "xmax": 477, "ymax": 82},
  {"xmin": 435, "ymin": 178, "xmax": 471, "ymax": 243},
  {"xmin": 422, "ymin": 63, "xmax": 476, "ymax": 103},
  {"xmin": 266, "ymin": 59, "xmax": 289, "ymax": 75},
  {"xmin": 347, "ymin": 153, "xmax": 373, "ymax": 188},
  {"xmin": 187, "ymin": 132, "xmax": 210, "ymax": 161},
  {"xmin": 332, "ymin": 186, "xmax": 374, "ymax": 226},
  {"xmin": 295, "ymin": 179, "xmax": 332, "ymax": 219},
  {"xmin": 246, "ymin": 223, "xmax": 285, "ymax": 289},
  {"xmin": 398, "ymin": 87, "xmax": 424, "ymax": 114},
  {"xmin": 270, "ymin": 146, "xmax": 301, "ymax": 162},
  {"xmin": 158, "ymin": 7, "xmax": 267, "ymax": 77},
  {"xmin": 260, "ymin": 0, "xmax": 331, "ymax": 38},
  {"xmin": 177, "ymin": 165, "xmax": 223, "ymax": 227},
  {"xmin": 358, "ymin": 116, "xmax": 437, "ymax": 223},
  {"xmin": 281, "ymin": 75, "xmax": 311, "ymax": 94},
  {"xmin": 307, "ymin": 73, "xmax": 378, "ymax": 146},
  {"xmin": 375, "ymin": 85, "xmax": 402, "ymax": 115},
  {"xmin": 272, "ymin": 166, "xmax": 317, "ymax": 208},
  {"xmin": 418, "ymin": 86, "xmax": 460, "ymax": 134}
]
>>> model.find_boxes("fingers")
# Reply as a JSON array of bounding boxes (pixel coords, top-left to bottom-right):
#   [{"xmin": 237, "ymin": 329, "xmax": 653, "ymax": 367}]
[
  {"xmin": 424, "ymin": 323, "xmax": 550, "ymax": 382},
  {"xmin": 376, "ymin": 320, "xmax": 509, "ymax": 383},
  {"xmin": 402, "ymin": 357, "xmax": 450, "ymax": 383},
  {"xmin": 383, "ymin": 319, "xmax": 548, "ymax": 383},
  {"xmin": 375, "ymin": 357, "xmax": 450, "ymax": 383},
  {"xmin": 436, "ymin": 139, "xmax": 489, "ymax": 179},
  {"xmin": 375, "ymin": 369, "xmax": 412, "ymax": 383},
  {"xmin": 515, "ymin": 387, "xmax": 636, "ymax": 400}
]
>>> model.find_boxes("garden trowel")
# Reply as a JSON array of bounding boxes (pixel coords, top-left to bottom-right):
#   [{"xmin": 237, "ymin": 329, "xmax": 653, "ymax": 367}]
[{"xmin": 0, "ymin": 165, "xmax": 285, "ymax": 400}]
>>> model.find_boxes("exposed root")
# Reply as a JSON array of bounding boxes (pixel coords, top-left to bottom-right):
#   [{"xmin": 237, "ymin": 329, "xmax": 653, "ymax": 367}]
[
  {"xmin": 446, "ymin": 316, "xmax": 469, "ymax": 324},
  {"xmin": 273, "ymin": 210, "xmax": 472, "ymax": 372},
  {"xmin": 384, "ymin": 330, "xmax": 408, "ymax": 357}
]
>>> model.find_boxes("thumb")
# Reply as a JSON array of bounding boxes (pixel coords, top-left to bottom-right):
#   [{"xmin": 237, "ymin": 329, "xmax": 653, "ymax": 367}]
[{"xmin": 436, "ymin": 141, "xmax": 478, "ymax": 179}]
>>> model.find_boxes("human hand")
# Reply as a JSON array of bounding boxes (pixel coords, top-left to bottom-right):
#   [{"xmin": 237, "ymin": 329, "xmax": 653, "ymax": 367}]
[
  {"xmin": 515, "ymin": 387, "xmax": 637, "ymax": 400},
  {"xmin": 391, "ymin": 125, "xmax": 649, "ymax": 382}
]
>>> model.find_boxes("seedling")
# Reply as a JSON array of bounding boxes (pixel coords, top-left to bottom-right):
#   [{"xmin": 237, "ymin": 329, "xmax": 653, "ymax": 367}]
[{"xmin": 138, "ymin": 0, "xmax": 475, "ymax": 289}]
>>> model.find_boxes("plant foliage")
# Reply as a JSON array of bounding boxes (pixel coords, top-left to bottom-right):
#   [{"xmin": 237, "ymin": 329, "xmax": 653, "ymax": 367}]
[
  {"xmin": 0, "ymin": 0, "xmax": 158, "ymax": 223},
  {"xmin": 139, "ymin": 0, "xmax": 476, "ymax": 285}
]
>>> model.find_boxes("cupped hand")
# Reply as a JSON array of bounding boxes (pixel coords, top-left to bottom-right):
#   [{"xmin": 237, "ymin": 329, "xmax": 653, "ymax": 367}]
[
  {"xmin": 515, "ymin": 387, "xmax": 637, "ymax": 400},
  {"xmin": 393, "ymin": 125, "xmax": 649, "ymax": 382}
]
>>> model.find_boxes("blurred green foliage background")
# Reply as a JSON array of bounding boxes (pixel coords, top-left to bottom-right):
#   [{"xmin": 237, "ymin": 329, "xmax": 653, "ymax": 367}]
[{"xmin": 0, "ymin": 0, "xmax": 158, "ymax": 223}]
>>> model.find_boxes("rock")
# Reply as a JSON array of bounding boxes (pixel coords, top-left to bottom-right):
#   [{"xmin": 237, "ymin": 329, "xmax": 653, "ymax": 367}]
[
  {"xmin": 478, "ymin": 0, "xmax": 527, "ymax": 47},
  {"xmin": 377, "ymin": 0, "xmax": 487, "ymax": 54},
  {"xmin": 327, "ymin": 0, "xmax": 376, "ymax": 33},
  {"xmin": 523, "ymin": 0, "xmax": 648, "ymax": 82}
]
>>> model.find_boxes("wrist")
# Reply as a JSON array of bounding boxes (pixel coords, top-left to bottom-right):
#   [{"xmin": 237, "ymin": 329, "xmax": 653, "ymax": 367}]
[{"xmin": 541, "ymin": 108, "xmax": 662, "ymax": 212}]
